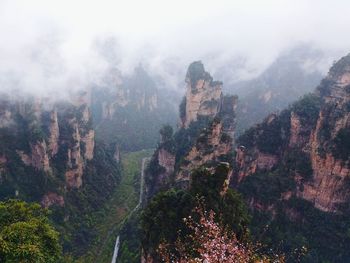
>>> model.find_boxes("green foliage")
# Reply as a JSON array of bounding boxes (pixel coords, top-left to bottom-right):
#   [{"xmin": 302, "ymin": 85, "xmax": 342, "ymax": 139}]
[
  {"xmin": 141, "ymin": 189, "xmax": 194, "ymax": 254},
  {"xmin": 174, "ymin": 115, "xmax": 211, "ymax": 163},
  {"xmin": 142, "ymin": 164, "xmax": 250, "ymax": 256},
  {"xmin": 237, "ymin": 109, "xmax": 291, "ymax": 155},
  {"xmin": 249, "ymin": 198, "xmax": 350, "ymax": 262},
  {"xmin": 290, "ymin": 94, "xmax": 321, "ymax": 127},
  {"xmin": 186, "ymin": 61, "xmax": 206, "ymax": 89},
  {"xmin": 0, "ymin": 200, "xmax": 62, "ymax": 263},
  {"xmin": 57, "ymin": 142, "xmax": 121, "ymax": 256},
  {"xmin": 159, "ymin": 125, "xmax": 176, "ymax": 154},
  {"xmin": 179, "ymin": 96, "xmax": 186, "ymax": 120},
  {"xmin": 332, "ymin": 128, "xmax": 350, "ymax": 161},
  {"xmin": 160, "ymin": 125, "xmax": 173, "ymax": 141},
  {"xmin": 118, "ymin": 211, "xmax": 142, "ymax": 263},
  {"xmin": 237, "ymin": 94, "xmax": 320, "ymax": 155},
  {"xmin": 239, "ymin": 170, "xmax": 295, "ymax": 204}
]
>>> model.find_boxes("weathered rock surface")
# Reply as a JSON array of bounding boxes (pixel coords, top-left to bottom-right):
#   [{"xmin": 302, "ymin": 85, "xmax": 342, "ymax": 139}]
[
  {"xmin": 235, "ymin": 54, "xmax": 350, "ymax": 212},
  {"xmin": 48, "ymin": 109, "xmax": 60, "ymax": 157},
  {"xmin": 41, "ymin": 192, "xmax": 65, "ymax": 208},
  {"xmin": 181, "ymin": 61, "xmax": 223, "ymax": 128},
  {"xmin": 177, "ymin": 119, "xmax": 232, "ymax": 184}
]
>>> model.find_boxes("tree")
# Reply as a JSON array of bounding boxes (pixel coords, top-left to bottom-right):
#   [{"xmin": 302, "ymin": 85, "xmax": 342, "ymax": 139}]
[
  {"xmin": 160, "ymin": 125, "xmax": 174, "ymax": 142},
  {"xmin": 0, "ymin": 199, "xmax": 62, "ymax": 263},
  {"xmin": 158, "ymin": 205, "xmax": 285, "ymax": 263}
]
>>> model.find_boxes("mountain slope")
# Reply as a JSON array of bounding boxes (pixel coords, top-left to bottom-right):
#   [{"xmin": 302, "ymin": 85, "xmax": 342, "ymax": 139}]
[
  {"xmin": 233, "ymin": 53, "xmax": 350, "ymax": 261},
  {"xmin": 224, "ymin": 46, "xmax": 326, "ymax": 134}
]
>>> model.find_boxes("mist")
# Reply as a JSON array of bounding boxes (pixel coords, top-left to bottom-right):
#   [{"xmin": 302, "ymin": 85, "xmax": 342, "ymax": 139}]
[{"xmin": 1, "ymin": 0, "xmax": 350, "ymax": 97}]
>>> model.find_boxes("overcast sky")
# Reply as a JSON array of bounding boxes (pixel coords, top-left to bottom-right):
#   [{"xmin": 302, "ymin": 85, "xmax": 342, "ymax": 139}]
[{"xmin": 0, "ymin": 0, "xmax": 349, "ymax": 96}]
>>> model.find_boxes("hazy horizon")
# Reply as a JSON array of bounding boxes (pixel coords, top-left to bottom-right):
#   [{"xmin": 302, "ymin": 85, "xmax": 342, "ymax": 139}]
[{"xmin": 1, "ymin": 0, "xmax": 349, "ymax": 96}]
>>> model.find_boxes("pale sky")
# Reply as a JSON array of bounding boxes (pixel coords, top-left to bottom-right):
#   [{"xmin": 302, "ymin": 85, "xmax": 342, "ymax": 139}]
[{"xmin": 0, "ymin": 0, "xmax": 349, "ymax": 95}]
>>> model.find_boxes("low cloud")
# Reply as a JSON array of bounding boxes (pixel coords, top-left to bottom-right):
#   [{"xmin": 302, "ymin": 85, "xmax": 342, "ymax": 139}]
[{"xmin": 0, "ymin": 0, "xmax": 349, "ymax": 97}]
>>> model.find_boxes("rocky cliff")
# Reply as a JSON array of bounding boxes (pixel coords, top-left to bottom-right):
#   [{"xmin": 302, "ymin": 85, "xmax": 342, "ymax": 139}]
[
  {"xmin": 176, "ymin": 118, "xmax": 233, "ymax": 186},
  {"xmin": 235, "ymin": 54, "xmax": 350, "ymax": 213},
  {"xmin": 0, "ymin": 95, "xmax": 96, "ymax": 200},
  {"xmin": 181, "ymin": 61, "xmax": 223, "ymax": 127},
  {"xmin": 145, "ymin": 61, "xmax": 237, "ymax": 199},
  {"xmin": 0, "ymin": 92, "xmax": 122, "ymax": 256}
]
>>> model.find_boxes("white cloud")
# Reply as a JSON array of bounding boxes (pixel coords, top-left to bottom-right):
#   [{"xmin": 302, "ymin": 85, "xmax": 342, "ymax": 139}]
[{"xmin": 0, "ymin": 0, "xmax": 349, "ymax": 95}]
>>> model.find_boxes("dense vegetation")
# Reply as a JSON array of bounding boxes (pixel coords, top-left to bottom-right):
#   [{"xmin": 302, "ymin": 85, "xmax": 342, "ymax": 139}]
[
  {"xmin": 0, "ymin": 110, "xmax": 123, "ymax": 258},
  {"xmin": 142, "ymin": 164, "xmax": 251, "ymax": 260},
  {"xmin": 0, "ymin": 200, "xmax": 62, "ymax": 263},
  {"xmin": 248, "ymin": 198, "xmax": 350, "ymax": 262},
  {"xmin": 53, "ymin": 142, "xmax": 122, "ymax": 256},
  {"xmin": 235, "ymin": 83, "xmax": 350, "ymax": 262}
]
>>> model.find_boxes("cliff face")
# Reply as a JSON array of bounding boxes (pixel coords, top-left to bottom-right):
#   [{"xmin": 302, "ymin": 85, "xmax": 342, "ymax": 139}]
[
  {"xmin": 0, "ymin": 95, "xmax": 96, "ymax": 202},
  {"xmin": 181, "ymin": 61, "xmax": 223, "ymax": 128},
  {"xmin": 176, "ymin": 118, "xmax": 232, "ymax": 185},
  {"xmin": 59, "ymin": 103, "xmax": 95, "ymax": 189},
  {"xmin": 145, "ymin": 61, "xmax": 237, "ymax": 199},
  {"xmin": 297, "ymin": 57, "xmax": 350, "ymax": 212},
  {"xmin": 48, "ymin": 109, "xmax": 60, "ymax": 157},
  {"xmin": 235, "ymin": 54, "xmax": 350, "ymax": 213},
  {"xmin": 17, "ymin": 140, "xmax": 51, "ymax": 172}
]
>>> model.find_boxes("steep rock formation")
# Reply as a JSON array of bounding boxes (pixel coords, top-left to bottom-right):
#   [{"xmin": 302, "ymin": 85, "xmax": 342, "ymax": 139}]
[
  {"xmin": 27, "ymin": 141, "xmax": 51, "ymax": 172},
  {"xmin": 64, "ymin": 123, "xmax": 84, "ymax": 188},
  {"xmin": 82, "ymin": 129, "xmax": 95, "ymax": 160},
  {"xmin": 176, "ymin": 118, "xmax": 232, "ymax": 186},
  {"xmin": 181, "ymin": 61, "xmax": 223, "ymax": 128},
  {"xmin": 0, "ymin": 95, "xmax": 96, "ymax": 195},
  {"xmin": 60, "ymin": 103, "xmax": 95, "ymax": 189},
  {"xmin": 235, "ymin": 54, "xmax": 350, "ymax": 213},
  {"xmin": 41, "ymin": 192, "xmax": 65, "ymax": 208},
  {"xmin": 145, "ymin": 61, "xmax": 237, "ymax": 199},
  {"xmin": 48, "ymin": 109, "xmax": 60, "ymax": 157}
]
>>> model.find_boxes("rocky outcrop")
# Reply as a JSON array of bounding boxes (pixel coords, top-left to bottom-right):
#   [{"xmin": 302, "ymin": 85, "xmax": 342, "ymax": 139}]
[
  {"xmin": 234, "ymin": 146, "xmax": 278, "ymax": 183},
  {"xmin": 48, "ymin": 109, "xmax": 60, "ymax": 157},
  {"xmin": 289, "ymin": 112, "xmax": 302, "ymax": 147},
  {"xmin": 82, "ymin": 129, "xmax": 95, "ymax": 160},
  {"xmin": 17, "ymin": 140, "xmax": 51, "ymax": 172},
  {"xmin": 235, "ymin": 54, "xmax": 350, "ymax": 213},
  {"xmin": 158, "ymin": 148, "xmax": 175, "ymax": 174},
  {"xmin": 177, "ymin": 119, "xmax": 232, "ymax": 185},
  {"xmin": 41, "ymin": 192, "xmax": 64, "ymax": 208},
  {"xmin": 145, "ymin": 61, "xmax": 237, "ymax": 199},
  {"xmin": 181, "ymin": 61, "xmax": 223, "ymax": 128},
  {"xmin": 65, "ymin": 122, "xmax": 84, "ymax": 188},
  {"xmin": 30, "ymin": 141, "xmax": 51, "ymax": 172}
]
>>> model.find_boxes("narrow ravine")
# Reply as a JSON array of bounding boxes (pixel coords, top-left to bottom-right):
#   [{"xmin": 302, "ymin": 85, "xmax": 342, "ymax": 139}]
[{"xmin": 111, "ymin": 157, "xmax": 150, "ymax": 263}]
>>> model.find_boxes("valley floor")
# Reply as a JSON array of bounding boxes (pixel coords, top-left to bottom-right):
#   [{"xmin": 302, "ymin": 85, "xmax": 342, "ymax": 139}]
[{"xmin": 77, "ymin": 149, "xmax": 153, "ymax": 263}]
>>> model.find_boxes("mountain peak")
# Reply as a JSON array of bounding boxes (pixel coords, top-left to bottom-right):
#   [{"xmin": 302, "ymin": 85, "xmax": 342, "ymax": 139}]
[{"xmin": 327, "ymin": 53, "xmax": 350, "ymax": 87}]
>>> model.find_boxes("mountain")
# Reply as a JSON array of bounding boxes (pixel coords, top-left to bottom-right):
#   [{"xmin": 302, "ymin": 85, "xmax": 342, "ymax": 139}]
[
  {"xmin": 144, "ymin": 61, "xmax": 237, "ymax": 199},
  {"xmin": 0, "ymin": 58, "xmax": 180, "ymax": 259},
  {"xmin": 140, "ymin": 54, "xmax": 350, "ymax": 262},
  {"xmin": 223, "ymin": 45, "xmax": 327, "ymax": 134},
  {"xmin": 91, "ymin": 65, "xmax": 179, "ymax": 151},
  {"xmin": 0, "ymin": 92, "xmax": 121, "ymax": 255},
  {"xmin": 234, "ymin": 54, "xmax": 350, "ymax": 261}
]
